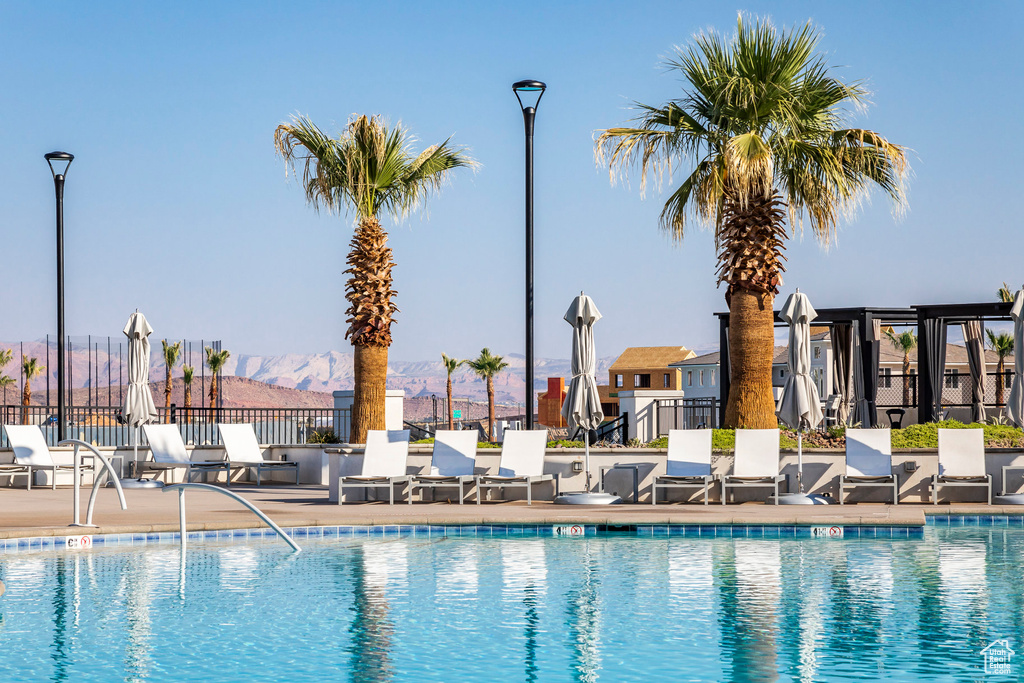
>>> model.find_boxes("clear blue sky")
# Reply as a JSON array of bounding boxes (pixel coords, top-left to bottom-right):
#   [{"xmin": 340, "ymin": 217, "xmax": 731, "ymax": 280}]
[{"xmin": 1, "ymin": 1, "xmax": 1020, "ymax": 362}]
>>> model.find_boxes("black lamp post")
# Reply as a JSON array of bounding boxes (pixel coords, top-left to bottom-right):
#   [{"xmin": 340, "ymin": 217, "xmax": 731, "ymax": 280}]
[
  {"xmin": 45, "ymin": 151, "xmax": 73, "ymax": 442},
  {"xmin": 513, "ymin": 79, "xmax": 546, "ymax": 431}
]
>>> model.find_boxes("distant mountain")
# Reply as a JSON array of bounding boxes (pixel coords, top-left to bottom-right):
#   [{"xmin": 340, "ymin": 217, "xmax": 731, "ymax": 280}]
[{"xmin": 0, "ymin": 341, "xmax": 616, "ymax": 405}]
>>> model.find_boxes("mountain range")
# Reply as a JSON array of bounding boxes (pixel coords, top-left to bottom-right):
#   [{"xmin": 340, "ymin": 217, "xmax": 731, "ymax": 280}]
[{"xmin": 0, "ymin": 341, "xmax": 617, "ymax": 404}]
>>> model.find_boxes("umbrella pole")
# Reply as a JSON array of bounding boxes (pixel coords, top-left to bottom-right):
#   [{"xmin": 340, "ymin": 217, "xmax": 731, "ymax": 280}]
[
  {"xmin": 797, "ymin": 429, "xmax": 804, "ymax": 493},
  {"xmin": 584, "ymin": 436, "xmax": 591, "ymax": 492}
]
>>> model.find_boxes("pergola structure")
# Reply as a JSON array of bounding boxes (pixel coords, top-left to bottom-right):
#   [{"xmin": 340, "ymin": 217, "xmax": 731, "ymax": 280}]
[
  {"xmin": 915, "ymin": 302, "xmax": 1013, "ymax": 423},
  {"xmin": 716, "ymin": 301, "xmax": 1016, "ymax": 428},
  {"xmin": 716, "ymin": 306, "xmax": 917, "ymax": 429}
]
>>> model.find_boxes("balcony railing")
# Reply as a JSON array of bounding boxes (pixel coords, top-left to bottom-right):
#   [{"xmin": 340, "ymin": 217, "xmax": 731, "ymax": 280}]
[{"xmin": 0, "ymin": 405, "xmax": 350, "ymax": 447}]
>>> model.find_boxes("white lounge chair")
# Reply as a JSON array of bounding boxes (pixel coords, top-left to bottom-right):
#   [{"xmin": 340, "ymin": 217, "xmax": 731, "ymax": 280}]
[
  {"xmin": 137, "ymin": 424, "xmax": 231, "ymax": 483},
  {"xmin": 932, "ymin": 428, "xmax": 991, "ymax": 504},
  {"xmin": 475, "ymin": 430, "xmax": 556, "ymax": 505},
  {"xmin": 2, "ymin": 425, "xmax": 94, "ymax": 489},
  {"xmin": 652, "ymin": 429, "xmax": 717, "ymax": 505},
  {"xmin": 721, "ymin": 429, "xmax": 783, "ymax": 505},
  {"xmin": 337, "ymin": 429, "xmax": 410, "ymax": 505},
  {"xmin": 840, "ymin": 429, "xmax": 898, "ymax": 504},
  {"xmin": 408, "ymin": 430, "xmax": 478, "ymax": 504},
  {"xmin": 217, "ymin": 423, "xmax": 300, "ymax": 486}
]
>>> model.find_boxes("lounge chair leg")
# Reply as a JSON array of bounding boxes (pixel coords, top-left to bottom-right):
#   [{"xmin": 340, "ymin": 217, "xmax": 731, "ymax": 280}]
[
  {"xmin": 721, "ymin": 484, "xmax": 727, "ymax": 505},
  {"xmin": 27, "ymin": 467, "xmax": 32, "ymax": 491},
  {"xmin": 704, "ymin": 484, "xmax": 708, "ymax": 506},
  {"xmin": 52, "ymin": 468, "xmax": 56, "ymax": 490},
  {"xmin": 774, "ymin": 482, "xmax": 779, "ymax": 505},
  {"xmin": 527, "ymin": 485, "xmax": 532, "ymax": 506}
]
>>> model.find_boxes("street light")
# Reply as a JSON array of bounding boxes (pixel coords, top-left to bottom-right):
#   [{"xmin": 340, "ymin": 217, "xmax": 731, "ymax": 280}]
[
  {"xmin": 45, "ymin": 151, "xmax": 73, "ymax": 442},
  {"xmin": 513, "ymin": 79, "xmax": 546, "ymax": 431}
]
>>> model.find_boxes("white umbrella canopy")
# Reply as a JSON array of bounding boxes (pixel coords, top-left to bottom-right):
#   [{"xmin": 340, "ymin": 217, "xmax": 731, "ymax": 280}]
[
  {"xmin": 778, "ymin": 291, "xmax": 824, "ymax": 432},
  {"xmin": 121, "ymin": 311, "xmax": 158, "ymax": 429},
  {"xmin": 1008, "ymin": 290, "xmax": 1024, "ymax": 428},
  {"xmin": 561, "ymin": 293, "xmax": 604, "ymax": 492},
  {"xmin": 777, "ymin": 290, "xmax": 826, "ymax": 503}
]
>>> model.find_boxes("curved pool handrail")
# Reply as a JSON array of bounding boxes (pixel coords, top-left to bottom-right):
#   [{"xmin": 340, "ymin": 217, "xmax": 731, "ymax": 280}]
[
  {"xmin": 58, "ymin": 439, "xmax": 127, "ymax": 527},
  {"xmin": 162, "ymin": 482, "xmax": 301, "ymax": 553}
]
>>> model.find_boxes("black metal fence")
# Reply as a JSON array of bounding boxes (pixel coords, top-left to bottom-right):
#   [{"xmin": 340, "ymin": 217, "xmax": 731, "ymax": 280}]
[
  {"xmin": 596, "ymin": 413, "xmax": 628, "ymax": 444},
  {"xmin": 0, "ymin": 405, "xmax": 349, "ymax": 447},
  {"xmin": 655, "ymin": 398, "xmax": 719, "ymax": 434},
  {"xmin": 875, "ymin": 372, "xmax": 1013, "ymax": 408}
]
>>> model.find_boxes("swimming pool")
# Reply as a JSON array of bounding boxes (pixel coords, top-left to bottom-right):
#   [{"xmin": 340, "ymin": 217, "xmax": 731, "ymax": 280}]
[{"xmin": 0, "ymin": 525, "xmax": 1018, "ymax": 682}]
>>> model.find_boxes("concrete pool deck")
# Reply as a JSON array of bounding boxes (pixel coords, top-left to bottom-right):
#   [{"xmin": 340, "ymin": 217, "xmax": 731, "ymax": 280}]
[{"xmin": 1, "ymin": 485, "xmax": 1022, "ymax": 538}]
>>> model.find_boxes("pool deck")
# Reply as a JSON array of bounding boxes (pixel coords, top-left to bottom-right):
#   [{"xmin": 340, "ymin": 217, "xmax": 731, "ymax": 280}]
[{"xmin": 1, "ymin": 485, "xmax": 1022, "ymax": 538}]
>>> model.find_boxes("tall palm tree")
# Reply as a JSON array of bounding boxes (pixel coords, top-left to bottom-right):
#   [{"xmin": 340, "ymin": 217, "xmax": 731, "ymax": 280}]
[
  {"xmin": 441, "ymin": 353, "xmax": 465, "ymax": 430},
  {"xmin": 999, "ymin": 282, "xmax": 1015, "ymax": 303},
  {"xmin": 275, "ymin": 114, "xmax": 475, "ymax": 444},
  {"xmin": 885, "ymin": 330, "xmax": 918, "ymax": 407},
  {"xmin": 21, "ymin": 357, "xmax": 45, "ymax": 424},
  {"xmin": 987, "ymin": 330, "xmax": 1014, "ymax": 406},
  {"xmin": 204, "ymin": 347, "xmax": 231, "ymax": 412},
  {"xmin": 466, "ymin": 348, "xmax": 509, "ymax": 442},
  {"xmin": 182, "ymin": 365, "xmax": 195, "ymax": 420},
  {"xmin": 161, "ymin": 339, "xmax": 182, "ymax": 419},
  {"xmin": 595, "ymin": 16, "xmax": 909, "ymax": 428}
]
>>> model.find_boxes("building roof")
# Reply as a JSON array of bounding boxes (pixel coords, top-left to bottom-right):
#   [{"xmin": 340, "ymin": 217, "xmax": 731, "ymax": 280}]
[
  {"xmin": 609, "ymin": 346, "xmax": 695, "ymax": 370},
  {"xmin": 672, "ymin": 351, "xmax": 721, "ymax": 367}
]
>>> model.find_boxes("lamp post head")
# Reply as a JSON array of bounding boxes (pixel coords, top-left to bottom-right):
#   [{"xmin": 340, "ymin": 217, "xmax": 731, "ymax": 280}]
[
  {"xmin": 512, "ymin": 80, "xmax": 546, "ymax": 112},
  {"xmin": 44, "ymin": 151, "xmax": 74, "ymax": 178}
]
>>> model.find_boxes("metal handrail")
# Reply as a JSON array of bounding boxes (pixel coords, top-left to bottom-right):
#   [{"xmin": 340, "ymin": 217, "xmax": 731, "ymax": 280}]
[
  {"xmin": 162, "ymin": 482, "xmax": 301, "ymax": 552},
  {"xmin": 57, "ymin": 439, "xmax": 127, "ymax": 527}
]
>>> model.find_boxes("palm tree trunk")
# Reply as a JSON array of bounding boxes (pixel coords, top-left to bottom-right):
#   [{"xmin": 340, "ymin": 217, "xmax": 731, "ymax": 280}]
[
  {"xmin": 723, "ymin": 290, "xmax": 778, "ymax": 429},
  {"xmin": 446, "ymin": 375, "xmax": 454, "ymax": 430},
  {"xmin": 184, "ymin": 385, "xmax": 192, "ymax": 421},
  {"xmin": 164, "ymin": 367, "xmax": 172, "ymax": 422},
  {"xmin": 351, "ymin": 345, "xmax": 388, "ymax": 444},
  {"xmin": 21, "ymin": 382, "xmax": 30, "ymax": 425},
  {"xmin": 902, "ymin": 353, "xmax": 911, "ymax": 407},
  {"xmin": 997, "ymin": 358, "xmax": 1006, "ymax": 406},
  {"xmin": 208, "ymin": 374, "xmax": 218, "ymax": 413},
  {"xmin": 486, "ymin": 376, "xmax": 495, "ymax": 442}
]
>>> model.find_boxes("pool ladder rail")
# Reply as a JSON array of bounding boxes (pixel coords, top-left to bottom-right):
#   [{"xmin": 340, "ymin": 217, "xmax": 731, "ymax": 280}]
[{"xmin": 162, "ymin": 482, "xmax": 301, "ymax": 553}]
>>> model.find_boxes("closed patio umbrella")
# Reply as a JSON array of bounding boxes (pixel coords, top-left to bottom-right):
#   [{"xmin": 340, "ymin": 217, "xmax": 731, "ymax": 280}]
[
  {"xmin": 1008, "ymin": 290, "xmax": 1024, "ymax": 429},
  {"xmin": 777, "ymin": 290, "xmax": 829, "ymax": 505},
  {"xmin": 121, "ymin": 310, "xmax": 160, "ymax": 488},
  {"xmin": 555, "ymin": 292, "xmax": 619, "ymax": 505}
]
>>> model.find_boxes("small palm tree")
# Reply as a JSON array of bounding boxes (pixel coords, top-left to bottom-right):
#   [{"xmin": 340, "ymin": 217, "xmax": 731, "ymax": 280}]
[
  {"xmin": 999, "ymin": 282, "xmax": 1015, "ymax": 303},
  {"xmin": 885, "ymin": 330, "xmax": 918, "ymax": 407},
  {"xmin": 182, "ymin": 365, "xmax": 195, "ymax": 419},
  {"xmin": 161, "ymin": 339, "xmax": 182, "ymax": 419},
  {"xmin": 595, "ymin": 16, "xmax": 909, "ymax": 428},
  {"xmin": 0, "ymin": 374, "xmax": 14, "ymax": 406},
  {"xmin": 466, "ymin": 348, "xmax": 509, "ymax": 442},
  {"xmin": 276, "ymin": 114, "xmax": 475, "ymax": 443},
  {"xmin": 441, "ymin": 353, "xmax": 465, "ymax": 430},
  {"xmin": 987, "ymin": 330, "xmax": 1014, "ymax": 406},
  {"xmin": 204, "ymin": 347, "xmax": 231, "ymax": 412},
  {"xmin": 21, "ymin": 357, "xmax": 45, "ymax": 424},
  {"xmin": 0, "ymin": 349, "xmax": 13, "ymax": 407}
]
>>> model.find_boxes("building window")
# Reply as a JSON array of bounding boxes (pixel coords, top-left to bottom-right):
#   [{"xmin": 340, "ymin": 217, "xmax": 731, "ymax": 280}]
[
  {"xmin": 878, "ymin": 368, "xmax": 891, "ymax": 388},
  {"xmin": 614, "ymin": 374, "xmax": 622, "ymax": 388},
  {"xmin": 687, "ymin": 371, "xmax": 693, "ymax": 387},
  {"xmin": 699, "ymin": 369, "xmax": 705, "ymax": 386},
  {"xmin": 813, "ymin": 347, "xmax": 821, "ymax": 360},
  {"xmin": 944, "ymin": 369, "xmax": 959, "ymax": 389},
  {"xmin": 663, "ymin": 373, "xmax": 670, "ymax": 388},
  {"xmin": 634, "ymin": 374, "xmax": 651, "ymax": 388}
]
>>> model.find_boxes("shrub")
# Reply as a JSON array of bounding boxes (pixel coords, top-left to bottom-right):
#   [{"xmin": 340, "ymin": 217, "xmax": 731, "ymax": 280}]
[{"xmin": 307, "ymin": 428, "xmax": 340, "ymax": 444}]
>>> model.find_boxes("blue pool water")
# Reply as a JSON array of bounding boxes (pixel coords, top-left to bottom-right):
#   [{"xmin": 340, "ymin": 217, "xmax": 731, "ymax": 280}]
[{"xmin": 0, "ymin": 527, "xmax": 1021, "ymax": 682}]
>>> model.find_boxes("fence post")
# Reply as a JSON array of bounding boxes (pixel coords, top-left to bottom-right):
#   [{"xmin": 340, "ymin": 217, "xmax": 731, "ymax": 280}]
[
  {"xmin": 170, "ymin": 403, "xmax": 177, "ymax": 424},
  {"xmin": 621, "ymin": 411, "xmax": 629, "ymax": 443}
]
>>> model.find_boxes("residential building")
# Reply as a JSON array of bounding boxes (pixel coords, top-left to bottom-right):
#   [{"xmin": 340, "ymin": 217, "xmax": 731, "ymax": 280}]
[
  {"xmin": 537, "ymin": 377, "xmax": 567, "ymax": 427},
  {"xmin": 599, "ymin": 346, "xmax": 696, "ymax": 417}
]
